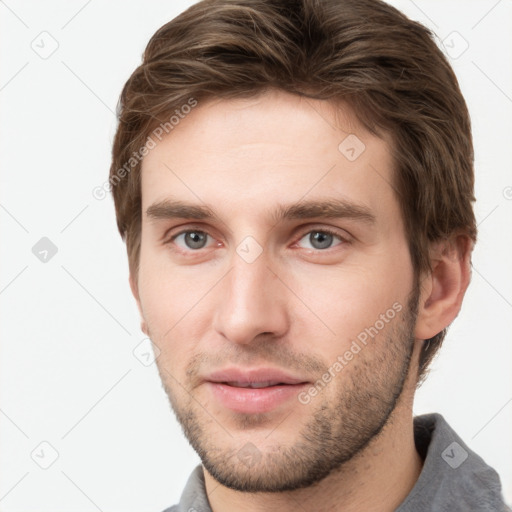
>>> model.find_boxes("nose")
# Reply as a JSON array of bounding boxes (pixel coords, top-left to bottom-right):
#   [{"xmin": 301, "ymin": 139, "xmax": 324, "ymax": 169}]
[{"xmin": 212, "ymin": 249, "xmax": 290, "ymax": 345}]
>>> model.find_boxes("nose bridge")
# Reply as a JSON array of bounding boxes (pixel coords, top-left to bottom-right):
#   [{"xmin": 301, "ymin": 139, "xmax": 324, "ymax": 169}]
[
  {"xmin": 230, "ymin": 252, "xmax": 270, "ymax": 308},
  {"xmin": 212, "ymin": 246, "xmax": 288, "ymax": 344}
]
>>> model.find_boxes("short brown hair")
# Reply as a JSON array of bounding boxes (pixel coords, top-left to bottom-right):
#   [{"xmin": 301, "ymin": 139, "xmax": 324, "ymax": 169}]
[{"xmin": 110, "ymin": 0, "xmax": 476, "ymax": 380}]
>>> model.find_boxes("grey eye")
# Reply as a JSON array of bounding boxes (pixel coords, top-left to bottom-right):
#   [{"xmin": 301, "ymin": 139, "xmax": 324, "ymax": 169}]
[
  {"xmin": 309, "ymin": 231, "xmax": 334, "ymax": 249},
  {"xmin": 297, "ymin": 230, "xmax": 343, "ymax": 250},
  {"xmin": 175, "ymin": 231, "xmax": 210, "ymax": 250}
]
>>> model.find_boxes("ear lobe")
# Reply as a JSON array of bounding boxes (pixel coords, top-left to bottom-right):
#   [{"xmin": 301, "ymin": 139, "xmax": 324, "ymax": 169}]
[
  {"xmin": 129, "ymin": 274, "xmax": 149, "ymax": 336},
  {"xmin": 414, "ymin": 235, "xmax": 473, "ymax": 340}
]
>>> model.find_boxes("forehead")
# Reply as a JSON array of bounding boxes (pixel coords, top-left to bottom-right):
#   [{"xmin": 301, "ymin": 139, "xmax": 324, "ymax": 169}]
[{"xmin": 140, "ymin": 90, "xmax": 399, "ymax": 227}]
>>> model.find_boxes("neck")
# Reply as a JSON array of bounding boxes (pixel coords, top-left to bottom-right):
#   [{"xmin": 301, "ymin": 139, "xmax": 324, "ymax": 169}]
[{"xmin": 203, "ymin": 389, "xmax": 423, "ymax": 512}]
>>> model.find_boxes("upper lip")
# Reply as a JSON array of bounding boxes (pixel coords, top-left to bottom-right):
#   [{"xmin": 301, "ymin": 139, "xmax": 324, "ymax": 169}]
[{"xmin": 205, "ymin": 367, "xmax": 309, "ymax": 386}]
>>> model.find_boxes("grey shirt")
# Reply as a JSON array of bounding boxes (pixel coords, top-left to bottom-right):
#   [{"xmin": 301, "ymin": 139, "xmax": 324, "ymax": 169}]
[{"xmin": 164, "ymin": 413, "xmax": 510, "ymax": 511}]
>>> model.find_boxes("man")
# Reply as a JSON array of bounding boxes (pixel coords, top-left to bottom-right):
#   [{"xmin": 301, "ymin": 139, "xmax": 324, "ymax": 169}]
[{"xmin": 109, "ymin": 0, "xmax": 509, "ymax": 510}]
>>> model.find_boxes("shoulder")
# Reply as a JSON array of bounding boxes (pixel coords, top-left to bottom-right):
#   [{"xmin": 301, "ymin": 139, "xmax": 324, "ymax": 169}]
[
  {"xmin": 398, "ymin": 413, "xmax": 509, "ymax": 512},
  {"xmin": 160, "ymin": 465, "xmax": 210, "ymax": 512}
]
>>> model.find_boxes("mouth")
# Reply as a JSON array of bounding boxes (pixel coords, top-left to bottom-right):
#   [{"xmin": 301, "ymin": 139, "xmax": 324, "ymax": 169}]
[
  {"xmin": 204, "ymin": 368, "xmax": 309, "ymax": 414},
  {"xmin": 222, "ymin": 380, "xmax": 297, "ymax": 388}
]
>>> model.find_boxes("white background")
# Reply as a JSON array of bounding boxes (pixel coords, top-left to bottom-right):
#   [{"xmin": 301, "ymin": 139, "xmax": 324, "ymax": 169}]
[{"xmin": 0, "ymin": 0, "xmax": 511, "ymax": 510}]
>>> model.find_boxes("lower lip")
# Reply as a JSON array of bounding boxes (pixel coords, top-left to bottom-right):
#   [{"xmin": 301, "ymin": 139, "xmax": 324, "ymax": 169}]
[{"xmin": 206, "ymin": 382, "xmax": 308, "ymax": 414}]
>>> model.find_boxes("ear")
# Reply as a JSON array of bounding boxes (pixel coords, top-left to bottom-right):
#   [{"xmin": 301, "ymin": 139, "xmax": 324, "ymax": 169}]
[
  {"xmin": 414, "ymin": 235, "xmax": 473, "ymax": 340},
  {"xmin": 129, "ymin": 273, "xmax": 148, "ymax": 336}
]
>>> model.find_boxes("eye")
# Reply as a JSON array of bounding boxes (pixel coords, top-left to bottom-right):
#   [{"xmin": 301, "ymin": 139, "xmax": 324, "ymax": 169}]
[
  {"xmin": 297, "ymin": 229, "xmax": 345, "ymax": 250},
  {"xmin": 172, "ymin": 230, "xmax": 213, "ymax": 250}
]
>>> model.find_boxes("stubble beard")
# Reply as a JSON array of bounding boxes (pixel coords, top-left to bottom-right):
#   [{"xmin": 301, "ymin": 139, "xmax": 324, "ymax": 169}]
[{"xmin": 155, "ymin": 288, "xmax": 419, "ymax": 493}]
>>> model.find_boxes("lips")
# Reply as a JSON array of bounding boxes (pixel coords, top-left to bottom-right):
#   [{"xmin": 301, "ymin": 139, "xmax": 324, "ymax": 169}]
[
  {"xmin": 206, "ymin": 368, "xmax": 307, "ymax": 386},
  {"xmin": 223, "ymin": 381, "xmax": 287, "ymax": 388},
  {"xmin": 204, "ymin": 368, "xmax": 309, "ymax": 414}
]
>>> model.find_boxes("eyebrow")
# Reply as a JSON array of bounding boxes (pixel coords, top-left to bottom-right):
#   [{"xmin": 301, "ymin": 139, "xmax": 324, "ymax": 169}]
[
  {"xmin": 273, "ymin": 199, "xmax": 376, "ymax": 224},
  {"xmin": 146, "ymin": 200, "xmax": 215, "ymax": 221},
  {"xmin": 145, "ymin": 198, "xmax": 376, "ymax": 225}
]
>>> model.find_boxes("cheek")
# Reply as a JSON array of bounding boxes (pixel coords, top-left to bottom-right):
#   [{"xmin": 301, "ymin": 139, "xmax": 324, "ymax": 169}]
[
  {"xmin": 286, "ymin": 248, "xmax": 413, "ymax": 351},
  {"xmin": 140, "ymin": 275, "xmax": 209, "ymax": 335},
  {"xmin": 137, "ymin": 247, "xmax": 220, "ymax": 363}
]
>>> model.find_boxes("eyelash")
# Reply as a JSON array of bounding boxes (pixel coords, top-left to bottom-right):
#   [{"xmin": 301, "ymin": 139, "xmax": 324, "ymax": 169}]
[
  {"xmin": 166, "ymin": 226, "xmax": 350, "ymax": 252},
  {"xmin": 295, "ymin": 227, "xmax": 348, "ymax": 247}
]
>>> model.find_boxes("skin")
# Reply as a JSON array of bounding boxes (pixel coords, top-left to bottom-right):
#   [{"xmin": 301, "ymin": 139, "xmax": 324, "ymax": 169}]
[{"xmin": 130, "ymin": 90, "xmax": 472, "ymax": 512}]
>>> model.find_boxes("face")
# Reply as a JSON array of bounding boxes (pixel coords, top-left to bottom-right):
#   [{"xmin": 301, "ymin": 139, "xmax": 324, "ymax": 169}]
[{"xmin": 134, "ymin": 90, "xmax": 419, "ymax": 492}]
